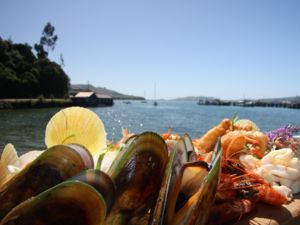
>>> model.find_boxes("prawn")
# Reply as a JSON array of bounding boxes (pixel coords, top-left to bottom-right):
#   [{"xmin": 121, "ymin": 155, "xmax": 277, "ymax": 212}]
[
  {"xmin": 193, "ymin": 118, "xmax": 231, "ymax": 153},
  {"xmin": 254, "ymin": 183, "xmax": 289, "ymax": 206},
  {"xmin": 218, "ymin": 160, "xmax": 289, "ymax": 205},
  {"xmin": 221, "ymin": 130, "xmax": 268, "ymax": 158}
]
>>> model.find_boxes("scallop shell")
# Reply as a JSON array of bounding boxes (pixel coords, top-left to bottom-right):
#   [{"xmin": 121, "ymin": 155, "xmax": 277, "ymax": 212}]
[
  {"xmin": 0, "ymin": 144, "xmax": 19, "ymax": 187},
  {"xmin": 19, "ymin": 150, "xmax": 44, "ymax": 169},
  {"xmin": 1, "ymin": 144, "xmax": 19, "ymax": 165},
  {"xmin": 45, "ymin": 107, "xmax": 107, "ymax": 162}
]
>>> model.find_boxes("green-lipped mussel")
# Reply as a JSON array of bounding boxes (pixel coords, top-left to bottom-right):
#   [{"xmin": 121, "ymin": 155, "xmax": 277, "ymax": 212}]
[
  {"xmin": 105, "ymin": 132, "xmax": 169, "ymax": 225},
  {"xmin": 0, "ymin": 132, "xmax": 222, "ymax": 225},
  {"xmin": 0, "ymin": 180, "xmax": 106, "ymax": 225},
  {"xmin": 71, "ymin": 169, "xmax": 115, "ymax": 213},
  {"xmin": 150, "ymin": 136, "xmax": 222, "ymax": 225},
  {"xmin": 0, "ymin": 144, "xmax": 93, "ymax": 219}
]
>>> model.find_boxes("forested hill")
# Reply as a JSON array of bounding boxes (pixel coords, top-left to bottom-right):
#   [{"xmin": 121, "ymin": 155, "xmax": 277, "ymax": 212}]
[{"xmin": 0, "ymin": 37, "xmax": 69, "ymax": 99}]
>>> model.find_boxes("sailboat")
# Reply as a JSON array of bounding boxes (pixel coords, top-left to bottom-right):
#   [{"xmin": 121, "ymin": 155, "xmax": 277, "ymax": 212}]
[{"xmin": 153, "ymin": 83, "xmax": 158, "ymax": 106}]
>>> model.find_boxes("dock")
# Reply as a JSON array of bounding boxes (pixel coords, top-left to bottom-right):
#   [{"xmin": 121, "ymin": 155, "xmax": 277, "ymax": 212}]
[{"xmin": 197, "ymin": 97, "xmax": 300, "ymax": 109}]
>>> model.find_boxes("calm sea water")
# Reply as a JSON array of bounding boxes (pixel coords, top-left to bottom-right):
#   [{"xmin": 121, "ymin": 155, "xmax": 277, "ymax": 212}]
[{"xmin": 1, "ymin": 100, "xmax": 300, "ymax": 154}]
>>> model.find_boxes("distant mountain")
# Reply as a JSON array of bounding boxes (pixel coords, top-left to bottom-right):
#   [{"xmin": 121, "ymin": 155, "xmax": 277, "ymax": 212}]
[{"xmin": 70, "ymin": 84, "xmax": 144, "ymax": 100}]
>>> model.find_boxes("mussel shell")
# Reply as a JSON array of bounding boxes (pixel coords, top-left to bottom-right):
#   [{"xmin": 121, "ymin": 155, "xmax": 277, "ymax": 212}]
[
  {"xmin": 182, "ymin": 134, "xmax": 197, "ymax": 162},
  {"xmin": 171, "ymin": 139, "xmax": 222, "ymax": 225},
  {"xmin": 106, "ymin": 132, "xmax": 168, "ymax": 224},
  {"xmin": 150, "ymin": 138, "xmax": 188, "ymax": 225},
  {"xmin": 0, "ymin": 180, "xmax": 106, "ymax": 225},
  {"xmin": 71, "ymin": 169, "xmax": 115, "ymax": 213},
  {"xmin": 151, "ymin": 138, "xmax": 222, "ymax": 225},
  {"xmin": 192, "ymin": 140, "xmax": 222, "ymax": 225},
  {"xmin": 0, "ymin": 144, "xmax": 93, "ymax": 219}
]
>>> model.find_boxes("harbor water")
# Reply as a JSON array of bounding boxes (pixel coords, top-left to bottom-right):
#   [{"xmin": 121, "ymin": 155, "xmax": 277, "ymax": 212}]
[{"xmin": 0, "ymin": 100, "xmax": 300, "ymax": 154}]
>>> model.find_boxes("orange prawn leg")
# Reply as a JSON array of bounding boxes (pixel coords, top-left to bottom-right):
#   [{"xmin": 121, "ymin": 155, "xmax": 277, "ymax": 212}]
[{"xmin": 244, "ymin": 136, "xmax": 259, "ymax": 145}]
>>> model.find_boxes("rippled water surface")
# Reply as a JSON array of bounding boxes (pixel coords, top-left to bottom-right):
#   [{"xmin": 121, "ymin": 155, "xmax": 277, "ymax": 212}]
[{"xmin": 1, "ymin": 100, "xmax": 300, "ymax": 154}]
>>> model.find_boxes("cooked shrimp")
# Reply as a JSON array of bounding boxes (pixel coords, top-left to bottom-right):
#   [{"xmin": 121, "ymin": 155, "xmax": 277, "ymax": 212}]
[
  {"xmin": 255, "ymin": 183, "xmax": 289, "ymax": 206},
  {"xmin": 224, "ymin": 135, "xmax": 247, "ymax": 158},
  {"xmin": 247, "ymin": 131, "xmax": 269, "ymax": 156},
  {"xmin": 221, "ymin": 130, "xmax": 268, "ymax": 158},
  {"xmin": 193, "ymin": 118, "xmax": 231, "ymax": 153}
]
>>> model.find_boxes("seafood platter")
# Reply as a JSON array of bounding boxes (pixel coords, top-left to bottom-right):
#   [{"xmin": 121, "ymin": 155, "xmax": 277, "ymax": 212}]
[{"xmin": 0, "ymin": 107, "xmax": 300, "ymax": 225}]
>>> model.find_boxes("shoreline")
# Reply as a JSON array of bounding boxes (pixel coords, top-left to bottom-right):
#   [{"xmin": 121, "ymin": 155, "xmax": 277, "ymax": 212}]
[
  {"xmin": 0, "ymin": 98, "xmax": 116, "ymax": 110},
  {"xmin": 0, "ymin": 99, "xmax": 73, "ymax": 110}
]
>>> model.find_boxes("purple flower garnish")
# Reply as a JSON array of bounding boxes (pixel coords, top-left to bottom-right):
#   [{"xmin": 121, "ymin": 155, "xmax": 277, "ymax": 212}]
[{"xmin": 267, "ymin": 125, "xmax": 300, "ymax": 144}]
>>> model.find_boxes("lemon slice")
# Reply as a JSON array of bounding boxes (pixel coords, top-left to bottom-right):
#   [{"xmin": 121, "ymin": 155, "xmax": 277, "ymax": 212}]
[
  {"xmin": 45, "ymin": 107, "xmax": 107, "ymax": 162},
  {"xmin": 235, "ymin": 119, "xmax": 260, "ymax": 131}
]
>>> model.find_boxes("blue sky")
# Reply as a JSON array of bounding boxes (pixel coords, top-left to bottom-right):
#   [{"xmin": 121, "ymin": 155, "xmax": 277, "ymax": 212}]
[{"xmin": 1, "ymin": 0, "xmax": 300, "ymax": 99}]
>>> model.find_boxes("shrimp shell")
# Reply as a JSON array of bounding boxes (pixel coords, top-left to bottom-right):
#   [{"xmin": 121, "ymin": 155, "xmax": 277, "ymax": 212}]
[{"xmin": 255, "ymin": 183, "xmax": 289, "ymax": 206}]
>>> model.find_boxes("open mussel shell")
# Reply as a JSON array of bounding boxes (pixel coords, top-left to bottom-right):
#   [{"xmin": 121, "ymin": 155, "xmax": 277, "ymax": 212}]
[
  {"xmin": 0, "ymin": 180, "xmax": 106, "ymax": 225},
  {"xmin": 150, "ymin": 137, "xmax": 188, "ymax": 225},
  {"xmin": 151, "ymin": 137, "xmax": 222, "ymax": 225},
  {"xmin": 71, "ymin": 169, "xmax": 115, "ymax": 213},
  {"xmin": 105, "ymin": 132, "xmax": 168, "ymax": 225},
  {"xmin": 0, "ymin": 144, "xmax": 93, "ymax": 219},
  {"xmin": 172, "ymin": 139, "xmax": 222, "ymax": 225}
]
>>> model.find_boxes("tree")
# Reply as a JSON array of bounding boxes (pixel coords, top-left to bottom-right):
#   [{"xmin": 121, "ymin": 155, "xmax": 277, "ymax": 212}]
[
  {"xmin": 40, "ymin": 22, "xmax": 58, "ymax": 52},
  {"xmin": 35, "ymin": 22, "xmax": 58, "ymax": 59},
  {"xmin": 34, "ymin": 43, "xmax": 48, "ymax": 59},
  {"xmin": 0, "ymin": 37, "xmax": 70, "ymax": 98},
  {"xmin": 35, "ymin": 59, "xmax": 70, "ymax": 98},
  {"xmin": 60, "ymin": 53, "xmax": 65, "ymax": 67}
]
